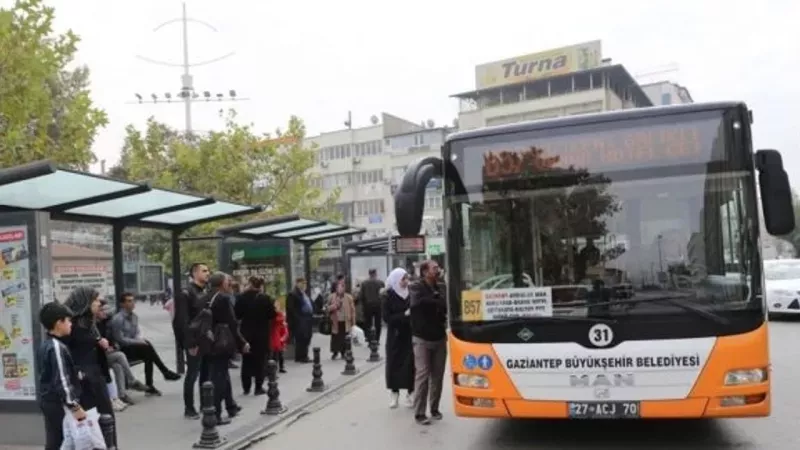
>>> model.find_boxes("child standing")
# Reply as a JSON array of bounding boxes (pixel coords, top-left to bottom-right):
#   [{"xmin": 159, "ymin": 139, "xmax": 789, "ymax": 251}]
[
  {"xmin": 270, "ymin": 299, "xmax": 288, "ymax": 373},
  {"xmin": 37, "ymin": 302, "xmax": 85, "ymax": 450}
]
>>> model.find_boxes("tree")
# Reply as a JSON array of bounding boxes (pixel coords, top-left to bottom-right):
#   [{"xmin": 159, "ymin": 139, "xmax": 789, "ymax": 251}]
[
  {"xmin": 0, "ymin": 0, "xmax": 107, "ymax": 169},
  {"xmin": 111, "ymin": 110, "xmax": 341, "ymax": 269}
]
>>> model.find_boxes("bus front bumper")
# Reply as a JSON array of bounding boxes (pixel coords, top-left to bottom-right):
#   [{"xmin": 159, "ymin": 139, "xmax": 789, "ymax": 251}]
[{"xmin": 452, "ymin": 394, "xmax": 770, "ymax": 419}]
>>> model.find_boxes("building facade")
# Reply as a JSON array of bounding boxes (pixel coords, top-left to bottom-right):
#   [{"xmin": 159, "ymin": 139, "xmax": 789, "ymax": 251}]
[
  {"xmin": 306, "ymin": 114, "xmax": 451, "ymax": 255},
  {"xmin": 640, "ymin": 81, "xmax": 694, "ymax": 106},
  {"xmin": 453, "ymin": 40, "xmax": 653, "ymax": 131}
]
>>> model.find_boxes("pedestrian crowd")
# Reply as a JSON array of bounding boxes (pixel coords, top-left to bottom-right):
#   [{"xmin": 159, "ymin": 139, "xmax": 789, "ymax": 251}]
[
  {"xmin": 37, "ymin": 287, "xmax": 180, "ymax": 449},
  {"xmin": 35, "ymin": 261, "xmax": 292, "ymax": 449},
  {"xmin": 309, "ymin": 259, "xmax": 447, "ymax": 425},
  {"xmin": 171, "ymin": 264, "xmax": 291, "ymax": 424},
  {"xmin": 36, "ymin": 259, "xmax": 447, "ymax": 448}
]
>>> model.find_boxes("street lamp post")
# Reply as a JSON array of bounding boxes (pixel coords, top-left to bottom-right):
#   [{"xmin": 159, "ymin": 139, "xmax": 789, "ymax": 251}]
[{"xmin": 130, "ymin": 2, "xmax": 246, "ymax": 137}]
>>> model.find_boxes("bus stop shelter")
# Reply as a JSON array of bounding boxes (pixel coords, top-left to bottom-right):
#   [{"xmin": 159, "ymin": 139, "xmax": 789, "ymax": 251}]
[
  {"xmin": 215, "ymin": 214, "xmax": 366, "ymax": 285},
  {"xmin": 342, "ymin": 237, "xmax": 390, "ymax": 253},
  {"xmin": 0, "ymin": 160, "xmax": 261, "ymax": 434},
  {"xmin": 0, "ymin": 160, "xmax": 262, "ymax": 300}
]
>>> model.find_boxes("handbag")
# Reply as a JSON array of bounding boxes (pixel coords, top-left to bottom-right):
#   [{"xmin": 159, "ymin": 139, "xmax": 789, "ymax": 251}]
[
  {"xmin": 211, "ymin": 295, "xmax": 237, "ymax": 357},
  {"xmin": 191, "ymin": 292, "xmax": 237, "ymax": 357},
  {"xmin": 318, "ymin": 316, "xmax": 332, "ymax": 335}
]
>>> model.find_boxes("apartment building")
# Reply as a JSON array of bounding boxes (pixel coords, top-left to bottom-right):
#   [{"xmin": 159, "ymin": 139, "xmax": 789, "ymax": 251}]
[
  {"xmin": 453, "ymin": 40, "xmax": 653, "ymax": 130},
  {"xmin": 641, "ymin": 80, "xmax": 694, "ymax": 105},
  {"xmin": 306, "ymin": 114, "xmax": 452, "ymax": 255}
]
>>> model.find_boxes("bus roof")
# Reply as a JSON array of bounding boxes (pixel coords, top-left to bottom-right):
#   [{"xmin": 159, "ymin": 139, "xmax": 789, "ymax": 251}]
[{"xmin": 445, "ymin": 101, "xmax": 747, "ymax": 144}]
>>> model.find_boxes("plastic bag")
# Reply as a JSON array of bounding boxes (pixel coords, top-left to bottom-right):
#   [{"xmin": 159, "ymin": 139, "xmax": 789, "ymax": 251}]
[
  {"xmin": 106, "ymin": 372, "xmax": 118, "ymax": 400},
  {"xmin": 61, "ymin": 407, "xmax": 106, "ymax": 450},
  {"xmin": 350, "ymin": 325, "xmax": 365, "ymax": 346}
]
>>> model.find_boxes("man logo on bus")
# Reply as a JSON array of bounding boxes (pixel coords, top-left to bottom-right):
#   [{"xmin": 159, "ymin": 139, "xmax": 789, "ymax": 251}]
[{"xmin": 569, "ymin": 373, "xmax": 635, "ymax": 388}]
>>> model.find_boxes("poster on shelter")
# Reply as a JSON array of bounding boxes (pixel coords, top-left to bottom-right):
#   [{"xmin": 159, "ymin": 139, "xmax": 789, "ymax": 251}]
[{"xmin": 0, "ymin": 226, "xmax": 36, "ymax": 400}]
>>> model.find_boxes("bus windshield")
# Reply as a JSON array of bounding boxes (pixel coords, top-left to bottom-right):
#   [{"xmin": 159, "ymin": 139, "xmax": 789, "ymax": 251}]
[{"xmin": 445, "ymin": 110, "xmax": 761, "ymax": 327}]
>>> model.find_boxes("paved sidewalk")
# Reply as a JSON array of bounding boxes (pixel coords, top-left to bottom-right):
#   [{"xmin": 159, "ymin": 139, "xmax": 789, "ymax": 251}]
[{"xmin": 114, "ymin": 304, "xmax": 384, "ymax": 449}]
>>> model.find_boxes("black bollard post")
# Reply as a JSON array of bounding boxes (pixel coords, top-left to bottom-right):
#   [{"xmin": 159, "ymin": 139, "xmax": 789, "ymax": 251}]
[
  {"xmin": 342, "ymin": 334, "xmax": 359, "ymax": 375},
  {"xmin": 262, "ymin": 359, "xmax": 288, "ymax": 415},
  {"xmin": 193, "ymin": 381, "xmax": 226, "ymax": 449},
  {"xmin": 98, "ymin": 413, "xmax": 117, "ymax": 450},
  {"xmin": 306, "ymin": 347, "xmax": 326, "ymax": 392},
  {"xmin": 367, "ymin": 327, "xmax": 381, "ymax": 362}
]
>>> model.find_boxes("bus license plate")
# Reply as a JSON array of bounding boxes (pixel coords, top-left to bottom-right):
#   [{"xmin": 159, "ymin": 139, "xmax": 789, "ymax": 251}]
[{"xmin": 568, "ymin": 401, "xmax": 640, "ymax": 419}]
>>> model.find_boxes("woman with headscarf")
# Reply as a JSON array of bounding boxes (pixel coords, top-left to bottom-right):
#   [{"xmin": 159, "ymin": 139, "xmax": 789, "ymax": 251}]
[
  {"xmin": 383, "ymin": 268, "xmax": 415, "ymax": 408},
  {"xmin": 63, "ymin": 287, "xmax": 116, "ymax": 440},
  {"xmin": 327, "ymin": 280, "xmax": 355, "ymax": 360}
]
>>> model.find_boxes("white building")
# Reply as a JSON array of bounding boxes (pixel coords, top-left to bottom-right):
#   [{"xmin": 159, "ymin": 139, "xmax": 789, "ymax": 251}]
[
  {"xmin": 453, "ymin": 40, "xmax": 653, "ymax": 130},
  {"xmin": 641, "ymin": 81, "xmax": 693, "ymax": 106},
  {"xmin": 306, "ymin": 114, "xmax": 452, "ymax": 255}
]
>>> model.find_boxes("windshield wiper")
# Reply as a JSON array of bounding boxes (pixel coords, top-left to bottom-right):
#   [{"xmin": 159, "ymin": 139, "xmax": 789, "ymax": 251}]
[
  {"xmin": 587, "ymin": 295, "xmax": 730, "ymax": 325},
  {"xmin": 465, "ymin": 315, "xmax": 617, "ymax": 333}
]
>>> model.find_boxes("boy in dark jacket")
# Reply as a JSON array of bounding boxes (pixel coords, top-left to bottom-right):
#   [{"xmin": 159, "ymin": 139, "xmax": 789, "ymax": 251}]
[{"xmin": 37, "ymin": 302, "xmax": 85, "ymax": 450}]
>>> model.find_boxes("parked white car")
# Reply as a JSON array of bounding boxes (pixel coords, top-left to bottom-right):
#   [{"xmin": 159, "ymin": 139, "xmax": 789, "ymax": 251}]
[{"xmin": 764, "ymin": 259, "xmax": 800, "ymax": 315}]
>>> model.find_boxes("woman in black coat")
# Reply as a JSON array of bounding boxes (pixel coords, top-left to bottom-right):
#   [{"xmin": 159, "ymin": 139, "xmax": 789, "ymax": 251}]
[
  {"xmin": 63, "ymin": 287, "xmax": 116, "ymax": 443},
  {"xmin": 383, "ymin": 268, "xmax": 415, "ymax": 408}
]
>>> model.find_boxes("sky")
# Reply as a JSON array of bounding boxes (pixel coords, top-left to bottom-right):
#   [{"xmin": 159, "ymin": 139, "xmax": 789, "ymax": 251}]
[{"xmin": 11, "ymin": 0, "xmax": 799, "ymax": 183}]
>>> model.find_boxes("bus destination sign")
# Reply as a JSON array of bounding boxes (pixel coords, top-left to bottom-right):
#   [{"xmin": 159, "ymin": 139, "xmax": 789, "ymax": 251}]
[
  {"xmin": 393, "ymin": 236, "xmax": 426, "ymax": 254},
  {"xmin": 480, "ymin": 117, "xmax": 721, "ymax": 180}
]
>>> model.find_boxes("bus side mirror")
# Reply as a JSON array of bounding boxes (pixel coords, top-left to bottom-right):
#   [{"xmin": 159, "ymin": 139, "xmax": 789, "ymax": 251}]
[
  {"xmin": 395, "ymin": 156, "xmax": 443, "ymax": 236},
  {"xmin": 755, "ymin": 149, "xmax": 795, "ymax": 235}
]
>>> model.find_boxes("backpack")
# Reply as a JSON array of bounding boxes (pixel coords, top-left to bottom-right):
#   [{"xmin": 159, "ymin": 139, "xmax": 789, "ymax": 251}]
[{"xmin": 187, "ymin": 293, "xmax": 236, "ymax": 356}]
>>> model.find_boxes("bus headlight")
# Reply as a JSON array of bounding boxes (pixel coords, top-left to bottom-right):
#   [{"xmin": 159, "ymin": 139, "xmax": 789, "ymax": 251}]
[
  {"xmin": 724, "ymin": 368, "xmax": 767, "ymax": 386},
  {"xmin": 455, "ymin": 373, "xmax": 490, "ymax": 389}
]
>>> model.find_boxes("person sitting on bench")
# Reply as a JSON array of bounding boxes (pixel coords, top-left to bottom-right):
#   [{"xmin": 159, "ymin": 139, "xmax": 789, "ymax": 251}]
[{"xmin": 110, "ymin": 292, "xmax": 181, "ymax": 396}]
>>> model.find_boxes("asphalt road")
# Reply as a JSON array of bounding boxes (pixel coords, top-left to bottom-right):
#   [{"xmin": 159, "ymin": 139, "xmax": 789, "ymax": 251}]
[{"xmin": 253, "ymin": 319, "xmax": 800, "ymax": 450}]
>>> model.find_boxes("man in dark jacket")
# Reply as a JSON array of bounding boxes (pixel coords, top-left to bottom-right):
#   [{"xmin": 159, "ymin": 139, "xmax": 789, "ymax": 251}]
[
  {"xmin": 234, "ymin": 276, "xmax": 276, "ymax": 395},
  {"xmin": 358, "ymin": 269, "xmax": 384, "ymax": 343},
  {"xmin": 173, "ymin": 262, "xmax": 209, "ymax": 419},
  {"xmin": 409, "ymin": 260, "xmax": 447, "ymax": 425},
  {"xmin": 286, "ymin": 278, "xmax": 313, "ymax": 363}
]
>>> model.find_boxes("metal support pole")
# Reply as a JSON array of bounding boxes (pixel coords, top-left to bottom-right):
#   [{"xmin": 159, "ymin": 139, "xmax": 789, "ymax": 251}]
[
  {"xmin": 180, "ymin": 2, "xmax": 193, "ymax": 136},
  {"xmin": 171, "ymin": 228, "xmax": 185, "ymax": 374},
  {"xmin": 303, "ymin": 243, "xmax": 312, "ymax": 295},
  {"xmin": 112, "ymin": 224, "xmax": 125, "ymax": 306}
]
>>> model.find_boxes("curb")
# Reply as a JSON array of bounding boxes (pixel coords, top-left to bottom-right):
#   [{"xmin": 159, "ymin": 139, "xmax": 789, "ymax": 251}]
[{"xmin": 222, "ymin": 359, "xmax": 386, "ymax": 450}]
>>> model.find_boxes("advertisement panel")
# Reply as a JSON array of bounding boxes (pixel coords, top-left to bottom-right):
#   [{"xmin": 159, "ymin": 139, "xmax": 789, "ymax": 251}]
[
  {"xmin": 475, "ymin": 40, "xmax": 602, "ymax": 90},
  {"xmin": 53, "ymin": 264, "xmax": 113, "ymax": 303},
  {"xmin": 0, "ymin": 226, "xmax": 36, "ymax": 400},
  {"xmin": 220, "ymin": 240, "xmax": 291, "ymax": 312}
]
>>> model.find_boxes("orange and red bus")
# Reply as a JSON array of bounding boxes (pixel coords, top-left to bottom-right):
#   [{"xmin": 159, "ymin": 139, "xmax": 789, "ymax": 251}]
[{"xmin": 394, "ymin": 102, "xmax": 794, "ymax": 419}]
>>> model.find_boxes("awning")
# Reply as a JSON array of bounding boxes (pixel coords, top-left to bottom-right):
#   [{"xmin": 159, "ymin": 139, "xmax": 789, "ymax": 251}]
[
  {"xmin": 215, "ymin": 214, "xmax": 366, "ymax": 243},
  {"xmin": 0, "ymin": 160, "xmax": 261, "ymax": 229},
  {"xmin": 342, "ymin": 237, "xmax": 390, "ymax": 252}
]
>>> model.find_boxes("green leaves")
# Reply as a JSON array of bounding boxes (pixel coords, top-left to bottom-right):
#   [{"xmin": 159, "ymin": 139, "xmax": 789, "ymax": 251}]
[
  {"xmin": 113, "ymin": 110, "xmax": 342, "ymax": 269},
  {"xmin": 0, "ymin": 0, "xmax": 107, "ymax": 169}
]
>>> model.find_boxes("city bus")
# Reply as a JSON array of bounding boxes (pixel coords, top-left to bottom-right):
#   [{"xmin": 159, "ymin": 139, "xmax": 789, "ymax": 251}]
[{"xmin": 393, "ymin": 102, "xmax": 794, "ymax": 419}]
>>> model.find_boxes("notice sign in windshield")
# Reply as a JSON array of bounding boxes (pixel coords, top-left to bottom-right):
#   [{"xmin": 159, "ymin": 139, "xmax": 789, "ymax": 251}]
[{"xmin": 461, "ymin": 287, "xmax": 553, "ymax": 321}]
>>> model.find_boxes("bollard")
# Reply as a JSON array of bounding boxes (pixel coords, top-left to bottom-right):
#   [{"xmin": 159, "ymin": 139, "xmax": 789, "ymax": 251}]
[
  {"xmin": 99, "ymin": 413, "xmax": 117, "ymax": 450},
  {"xmin": 342, "ymin": 334, "xmax": 359, "ymax": 375},
  {"xmin": 261, "ymin": 359, "xmax": 287, "ymax": 415},
  {"xmin": 367, "ymin": 327, "xmax": 381, "ymax": 362},
  {"xmin": 306, "ymin": 347, "xmax": 326, "ymax": 392},
  {"xmin": 193, "ymin": 381, "xmax": 226, "ymax": 449}
]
